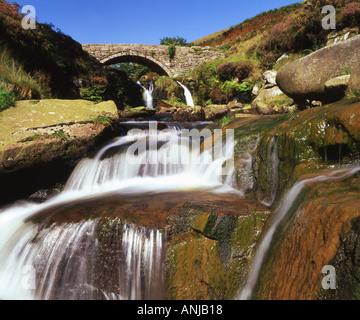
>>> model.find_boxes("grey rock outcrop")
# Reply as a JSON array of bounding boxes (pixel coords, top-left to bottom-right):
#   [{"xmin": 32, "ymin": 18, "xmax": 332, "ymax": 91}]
[{"xmin": 276, "ymin": 35, "xmax": 360, "ymax": 103}]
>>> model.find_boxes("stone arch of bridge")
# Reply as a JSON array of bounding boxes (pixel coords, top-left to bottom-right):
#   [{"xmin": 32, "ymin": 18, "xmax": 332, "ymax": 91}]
[{"xmin": 100, "ymin": 52, "xmax": 171, "ymax": 77}]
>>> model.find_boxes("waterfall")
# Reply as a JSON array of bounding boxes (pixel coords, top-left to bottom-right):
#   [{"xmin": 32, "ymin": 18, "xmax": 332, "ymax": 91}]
[
  {"xmin": 137, "ymin": 81, "xmax": 154, "ymax": 109},
  {"xmin": 177, "ymin": 81, "xmax": 195, "ymax": 107},
  {"xmin": 65, "ymin": 122, "xmax": 238, "ymax": 195},
  {"xmin": 238, "ymin": 164, "xmax": 360, "ymax": 300},
  {"xmin": 0, "ymin": 216, "xmax": 165, "ymax": 300},
  {"xmin": 0, "ymin": 122, "xmax": 238, "ymax": 300}
]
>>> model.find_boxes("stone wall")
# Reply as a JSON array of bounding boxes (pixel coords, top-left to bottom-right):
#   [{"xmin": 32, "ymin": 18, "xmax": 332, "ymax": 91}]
[{"xmin": 82, "ymin": 44, "xmax": 224, "ymax": 77}]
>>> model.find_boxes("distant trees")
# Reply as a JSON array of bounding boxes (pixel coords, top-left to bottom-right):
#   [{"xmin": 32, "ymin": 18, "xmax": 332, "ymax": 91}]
[
  {"xmin": 160, "ymin": 36, "xmax": 188, "ymax": 46},
  {"xmin": 112, "ymin": 63, "xmax": 151, "ymax": 80}
]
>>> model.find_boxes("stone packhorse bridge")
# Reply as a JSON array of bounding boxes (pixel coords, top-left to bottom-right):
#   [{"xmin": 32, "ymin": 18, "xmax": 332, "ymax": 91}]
[{"xmin": 82, "ymin": 44, "xmax": 224, "ymax": 77}]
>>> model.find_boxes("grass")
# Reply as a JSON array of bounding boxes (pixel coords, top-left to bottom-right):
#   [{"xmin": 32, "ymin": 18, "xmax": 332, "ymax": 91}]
[
  {"xmin": 0, "ymin": 85, "xmax": 15, "ymax": 111},
  {"xmin": 341, "ymin": 66, "xmax": 352, "ymax": 76},
  {"xmin": 52, "ymin": 130, "xmax": 69, "ymax": 140},
  {"xmin": 193, "ymin": 2, "xmax": 302, "ymax": 47},
  {"xmin": 0, "ymin": 46, "xmax": 49, "ymax": 100},
  {"xmin": 345, "ymin": 88, "xmax": 360, "ymax": 100},
  {"xmin": 264, "ymin": 95, "xmax": 294, "ymax": 107},
  {"xmin": 91, "ymin": 115, "xmax": 113, "ymax": 128},
  {"xmin": 221, "ymin": 114, "xmax": 235, "ymax": 127},
  {"xmin": 25, "ymin": 130, "xmax": 69, "ymax": 142}
]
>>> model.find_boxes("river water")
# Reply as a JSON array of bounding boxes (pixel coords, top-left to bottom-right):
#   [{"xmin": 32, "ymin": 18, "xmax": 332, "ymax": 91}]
[{"xmin": 0, "ymin": 121, "xmax": 239, "ymax": 300}]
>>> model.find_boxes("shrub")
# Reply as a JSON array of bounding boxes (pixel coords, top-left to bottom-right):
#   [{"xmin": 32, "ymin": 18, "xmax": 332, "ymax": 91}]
[
  {"xmin": 254, "ymin": 0, "xmax": 352, "ymax": 68},
  {"xmin": 217, "ymin": 62, "xmax": 237, "ymax": 81},
  {"xmin": 217, "ymin": 62, "xmax": 253, "ymax": 81},
  {"xmin": 91, "ymin": 76, "xmax": 108, "ymax": 87},
  {"xmin": 210, "ymin": 81, "xmax": 253, "ymax": 104},
  {"xmin": 210, "ymin": 83, "xmax": 228, "ymax": 104},
  {"xmin": 104, "ymin": 70, "xmax": 143, "ymax": 108},
  {"xmin": 235, "ymin": 62, "xmax": 253, "ymax": 81},
  {"xmin": 221, "ymin": 81, "xmax": 253, "ymax": 96},
  {"xmin": 80, "ymin": 76, "xmax": 108, "ymax": 103},
  {"xmin": 342, "ymin": 2, "xmax": 360, "ymax": 26},
  {"xmin": 80, "ymin": 87, "xmax": 104, "ymax": 103},
  {"xmin": 168, "ymin": 44, "xmax": 176, "ymax": 60},
  {"xmin": 0, "ymin": 85, "xmax": 15, "ymax": 111},
  {"xmin": 190, "ymin": 59, "xmax": 223, "ymax": 105}
]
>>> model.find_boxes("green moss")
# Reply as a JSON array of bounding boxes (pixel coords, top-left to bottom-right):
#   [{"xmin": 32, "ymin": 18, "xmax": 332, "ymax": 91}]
[
  {"xmin": 167, "ymin": 203, "xmax": 271, "ymax": 300},
  {"xmin": 191, "ymin": 212, "xmax": 211, "ymax": 233},
  {"xmin": 166, "ymin": 233, "xmax": 243, "ymax": 300},
  {"xmin": 233, "ymin": 214, "xmax": 263, "ymax": 253},
  {"xmin": 221, "ymin": 114, "xmax": 234, "ymax": 127},
  {"xmin": 0, "ymin": 99, "xmax": 117, "ymax": 147}
]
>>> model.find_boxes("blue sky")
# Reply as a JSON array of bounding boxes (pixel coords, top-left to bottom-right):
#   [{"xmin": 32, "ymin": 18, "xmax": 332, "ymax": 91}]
[{"xmin": 15, "ymin": 0, "xmax": 300, "ymax": 45}]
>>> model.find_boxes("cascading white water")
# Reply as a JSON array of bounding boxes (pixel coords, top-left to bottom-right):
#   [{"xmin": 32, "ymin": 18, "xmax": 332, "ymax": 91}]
[
  {"xmin": 177, "ymin": 81, "xmax": 195, "ymax": 107},
  {"xmin": 64, "ymin": 123, "xmax": 238, "ymax": 195},
  {"xmin": 238, "ymin": 164, "xmax": 360, "ymax": 300},
  {"xmin": 137, "ymin": 81, "xmax": 154, "ymax": 109},
  {"xmin": 0, "ymin": 217, "xmax": 164, "ymax": 300},
  {"xmin": 0, "ymin": 122, "xmax": 238, "ymax": 300}
]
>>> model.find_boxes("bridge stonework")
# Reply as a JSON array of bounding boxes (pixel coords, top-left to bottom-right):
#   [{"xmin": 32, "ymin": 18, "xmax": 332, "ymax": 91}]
[{"xmin": 82, "ymin": 44, "xmax": 224, "ymax": 77}]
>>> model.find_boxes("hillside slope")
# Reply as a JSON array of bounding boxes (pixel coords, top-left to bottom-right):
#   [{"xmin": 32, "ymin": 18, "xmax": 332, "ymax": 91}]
[
  {"xmin": 182, "ymin": 0, "xmax": 360, "ymax": 109},
  {"xmin": 192, "ymin": 3, "xmax": 302, "ymax": 48},
  {"xmin": 0, "ymin": 0, "xmax": 142, "ymax": 109}
]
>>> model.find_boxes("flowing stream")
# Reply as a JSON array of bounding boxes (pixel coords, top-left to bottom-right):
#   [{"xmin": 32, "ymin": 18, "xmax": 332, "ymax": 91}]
[
  {"xmin": 238, "ymin": 164, "xmax": 360, "ymax": 300},
  {"xmin": 4, "ymin": 114, "xmax": 355, "ymax": 301},
  {"xmin": 0, "ymin": 122, "xmax": 238, "ymax": 300}
]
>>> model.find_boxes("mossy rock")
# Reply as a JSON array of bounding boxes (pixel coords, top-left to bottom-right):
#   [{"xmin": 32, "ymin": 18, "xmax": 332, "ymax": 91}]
[
  {"xmin": 166, "ymin": 233, "xmax": 244, "ymax": 300},
  {"xmin": 166, "ymin": 202, "xmax": 271, "ymax": 300},
  {"xmin": 0, "ymin": 99, "xmax": 118, "ymax": 147},
  {"xmin": 119, "ymin": 106, "xmax": 156, "ymax": 118},
  {"xmin": 0, "ymin": 99, "xmax": 119, "ymax": 173}
]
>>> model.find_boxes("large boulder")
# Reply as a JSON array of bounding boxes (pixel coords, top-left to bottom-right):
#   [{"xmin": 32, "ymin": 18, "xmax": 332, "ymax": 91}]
[
  {"xmin": 203, "ymin": 104, "xmax": 230, "ymax": 120},
  {"xmin": 349, "ymin": 63, "xmax": 360, "ymax": 95},
  {"xmin": 276, "ymin": 35, "xmax": 360, "ymax": 103},
  {"xmin": 172, "ymin": 105, "xmax": 205, "ymax": 122},
  {"xmin": 263, "ymin": 70, "xmax": 277, "ymax": 87},
  {"xmin": 324, "ymin": 75, "xmax": 351, "ymax": 103},
  {"xmin": 155, "ymin": 100, "xmax": 178, "ymax": 115},
  {"xmin": 0, "ymin": 99, "xmax": 119, "ymax": 174},
  {"xmin": 119, "ymin": 106, "xmax": 156, "ymax": 119},
  {"xmin": 252, "ymin": 86, "xmax": 292, "ymax": 115}
]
